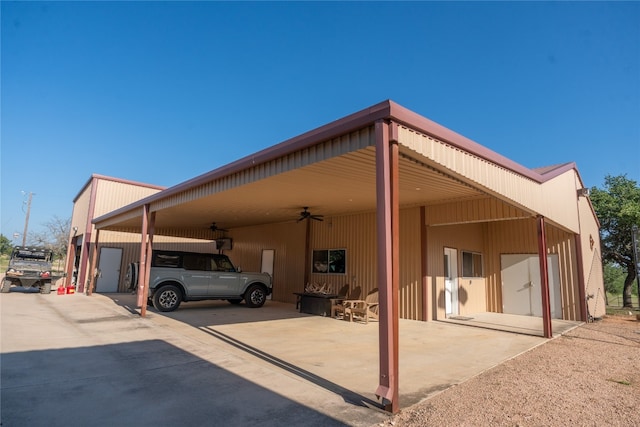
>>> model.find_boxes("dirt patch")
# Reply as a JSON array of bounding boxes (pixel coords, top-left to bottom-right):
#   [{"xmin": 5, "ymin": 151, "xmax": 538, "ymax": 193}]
[{"xmin": 383, "ymin": 315, "xmax": 640, "ymax": 427}]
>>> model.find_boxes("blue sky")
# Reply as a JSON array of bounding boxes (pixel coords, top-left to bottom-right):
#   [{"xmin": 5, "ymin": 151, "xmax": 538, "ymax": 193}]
[{"xmin": 2, "ymin": 1, "xmax": 639, "ymax": 241}]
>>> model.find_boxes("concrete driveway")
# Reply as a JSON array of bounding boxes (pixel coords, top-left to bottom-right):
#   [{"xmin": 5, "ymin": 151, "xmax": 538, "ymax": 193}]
[{"xmin": 1, "ymin": 292, "xmax": 550, "ymax": 426}]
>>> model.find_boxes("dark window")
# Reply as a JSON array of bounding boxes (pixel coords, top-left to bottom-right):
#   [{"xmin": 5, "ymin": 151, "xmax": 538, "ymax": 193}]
[
  {"xmin": 462, "ymin": 251, "xmax": 483, "ymax": 277},
  {"xmin": 312, "ymin": 249, "xmax": 346, "ymax": 274},
  {"xmin": 153, "ymin": 253, "xmax": 181, "ymax": 268}
]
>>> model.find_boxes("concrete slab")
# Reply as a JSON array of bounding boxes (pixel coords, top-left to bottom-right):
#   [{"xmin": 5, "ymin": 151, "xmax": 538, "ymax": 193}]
[
  {"xmin": 443, "ymin": 312, "xmax": 582, "ymax": 337},
  {"xmin": 2, "ymin": 292, "xmax": 550, "ymax": 426}
]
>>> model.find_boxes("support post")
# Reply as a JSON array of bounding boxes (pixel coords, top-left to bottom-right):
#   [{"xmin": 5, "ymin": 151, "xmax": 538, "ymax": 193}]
[
  {"xmin": 140, "ymin": 210, "xmax": 155, "ymax": 317},
  {"xmin": 537, "ymin": 216, "xmax": 553, "ymax": 338},
  {"xmin": 374, "ymin": 120, "xmax": 400, "ymax": 413},
  {"xmin": 136, "ymin": 204, "xmax": 150, "ymax": 310}
]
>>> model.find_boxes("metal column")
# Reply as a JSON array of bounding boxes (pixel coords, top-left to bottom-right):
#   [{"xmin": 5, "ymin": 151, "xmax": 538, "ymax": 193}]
[{"xmin": 374, "ymin": 120, "xmax": 400, "ymax": 413}]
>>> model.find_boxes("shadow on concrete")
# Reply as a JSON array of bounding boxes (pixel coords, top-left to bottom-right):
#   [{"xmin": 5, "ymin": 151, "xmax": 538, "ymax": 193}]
[
  {"xmin": 200, "ymin": 326, "xmax": 383, "ymax": 410},
  {"xmin": 0, "ymin": 340, "xmax": 349, "ymax": 427},
  {"xmin": 104, "ymin": 293, "xmax": 311, "ymax": 326}
]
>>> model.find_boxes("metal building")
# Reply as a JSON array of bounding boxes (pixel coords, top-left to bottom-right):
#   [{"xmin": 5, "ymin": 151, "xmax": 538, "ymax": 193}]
[{"xmin": 65, "ymin": 100, "xmax": 605, "ymax": 412}]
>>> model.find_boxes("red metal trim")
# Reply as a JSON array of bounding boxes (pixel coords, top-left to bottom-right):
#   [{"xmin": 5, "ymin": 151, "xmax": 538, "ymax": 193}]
[
  {"xmin": 390, "ymin": 135, "xmax": 400, "ymax": 414},
  {"xmin": 374, "ymin": 120, "xmax": 399, "ymax": 413},
  {"xmin": 574, "ymin": 234, "xmax": 588, "ymax": 321},
  {"xmin": 94, "ymin": 100, "xmax": 573, "ymax": 228},
  {"xmin": 537, "ymin": 216, "xmax": 553, "ymax": 338},
  {"xmin": 63, "ymin": 236, "xmax": 77, "ymax": 288},
  {"xmin": 73, "ymin": 174, "xmax": 166, "ymax": 203},
  {"xmin": 420, "ymin": 206, "xmax": 429, "ymax": 321},
  {"xmin": 78, "ymin": 177, "xmax": 99, "ymax": 292}
]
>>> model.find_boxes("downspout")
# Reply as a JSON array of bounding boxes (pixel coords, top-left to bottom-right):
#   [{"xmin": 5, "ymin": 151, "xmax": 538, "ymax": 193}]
[
  {"xmin": 537, "ymin": 216, "xmax": 553, "ymax": 338},
  {"xmin": 374, "ymin": 120, "xmax": 400, "ymax": 413}
]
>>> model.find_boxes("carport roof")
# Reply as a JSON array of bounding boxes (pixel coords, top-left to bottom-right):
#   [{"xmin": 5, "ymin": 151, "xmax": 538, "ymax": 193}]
[{"xmin": 92, "ymin": 100, "xmax": 579, "ymax": 237}]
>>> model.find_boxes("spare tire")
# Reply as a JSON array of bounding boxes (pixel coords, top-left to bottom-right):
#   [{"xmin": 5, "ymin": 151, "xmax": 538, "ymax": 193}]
[{"xmin": 124, "ymin": 262, "xmax": 139, "ymax": 291}]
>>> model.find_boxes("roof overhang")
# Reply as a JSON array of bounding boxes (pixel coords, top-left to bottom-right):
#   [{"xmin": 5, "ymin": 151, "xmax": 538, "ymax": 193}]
[{"xmin": 93, "ymin": 100, "xmax": 580, "ymax": 238}]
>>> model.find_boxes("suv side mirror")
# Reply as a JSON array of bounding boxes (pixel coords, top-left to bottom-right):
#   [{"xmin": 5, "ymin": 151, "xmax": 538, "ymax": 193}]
[{"xmin": 236, "ymin": 266, "xmax": 242, "ymax": 273}]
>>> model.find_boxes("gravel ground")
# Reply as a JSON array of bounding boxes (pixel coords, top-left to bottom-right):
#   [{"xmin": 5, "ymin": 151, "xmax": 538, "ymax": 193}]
[{"xmin": 383, "ymin": 315, "xmax": 640, "ymax": 427}]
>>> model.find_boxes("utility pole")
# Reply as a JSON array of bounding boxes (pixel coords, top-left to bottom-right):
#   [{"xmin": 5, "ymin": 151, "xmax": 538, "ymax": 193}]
[{"xmin": 21, "ymin": 192, "xmax": 34, "ymax": 247}]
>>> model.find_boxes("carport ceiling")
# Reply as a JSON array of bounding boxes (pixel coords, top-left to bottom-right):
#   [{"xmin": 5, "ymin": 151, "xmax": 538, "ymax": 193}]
[{"xmin": 126, "ymin": 146, "xmax": 484, "ymax": 235}]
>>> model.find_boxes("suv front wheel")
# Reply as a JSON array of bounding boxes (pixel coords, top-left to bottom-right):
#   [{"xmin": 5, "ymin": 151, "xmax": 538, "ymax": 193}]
[
  {"xmin": 152, "ymin": 285, "xmax": 182, "ymax": 312},
  {"xmin": 244, "ymin": 284, "xmax": 267, "ymax": 308}
]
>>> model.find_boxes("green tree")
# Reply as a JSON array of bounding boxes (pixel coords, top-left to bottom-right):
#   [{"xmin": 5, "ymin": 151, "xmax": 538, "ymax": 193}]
[
  {"xmin": 0, "ymin": 234, "xmax": 12, "ymax": 255},
  {"xmin": 590, "ymin": 175, "xmax": 640, "ymax": 308}
]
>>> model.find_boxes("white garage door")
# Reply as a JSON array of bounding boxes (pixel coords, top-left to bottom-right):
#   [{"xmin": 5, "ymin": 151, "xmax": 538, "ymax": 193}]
[{"xmin": 501, "ymin": 254, "xmax": 562, "ymax": 318}]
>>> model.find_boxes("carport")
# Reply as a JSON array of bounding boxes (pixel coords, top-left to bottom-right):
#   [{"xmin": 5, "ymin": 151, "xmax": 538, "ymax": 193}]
[{"xmin": 87, "ymin": 100, "xmax": 603, "ymax": 413}]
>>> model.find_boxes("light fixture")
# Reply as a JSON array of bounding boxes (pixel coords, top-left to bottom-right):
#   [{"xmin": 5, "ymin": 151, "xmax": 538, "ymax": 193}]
[{"xmin": 577, "ymin": 188, "xmax": 590, "ymax": 197}]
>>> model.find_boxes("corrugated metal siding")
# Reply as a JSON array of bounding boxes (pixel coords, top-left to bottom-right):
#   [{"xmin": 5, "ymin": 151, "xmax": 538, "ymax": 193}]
[
  {"xmin": 94, "ymin": 179, "xmax": 162, "ymax": 219},
  {"xmin": 224, "ymin": 222, "xmax": 306, "ymax": 303},
  {"xmin": 577, "ymin": 197, "xmax": 606, "ymax": 318},
  {"xmin": 398, "ymin": 126, "xmax": 580, "ymax": 233},
  {"xmin": 309, "ymin": 208, "xmax": 424, "ymax": 320},
  {"xmin": 426, "ymin": 197, "xmax": 529, "ymax": 225},
  {"xmin": 426, "ymin": 223, "xmax": 487, "ymax": 320},
  {"xmin": 398, "ymin": 208, "xmax": 423, "ymax": 320},
  {"xmin": 71, "ymin": 185, "xmax": 92, "ymax": 232},
  {"xmin": 484, "ymin": 218, "xmax": 582, "ymax": 320},
  {"xmin": 151, "ymin": 127, "xmax": 375, "ymax": 211},
  {"xmin": 310, "ymin": 212, "xmax": 378, "ymax": 300}
]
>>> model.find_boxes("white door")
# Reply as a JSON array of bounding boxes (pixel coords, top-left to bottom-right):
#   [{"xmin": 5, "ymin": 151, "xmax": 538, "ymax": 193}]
[
  {"xmin": 96, "ymin": 247, "xmax": 122, "ymax": 293},
  {"xmin": 444, "ymin": 247, "xmax": 458, "ymax": 317},
  {"xmin": 501, "ymin": 254, "xmax": 562, "ymax": 318},
  {"xmin": 261, "ymin": 249, "xmax": 274, "ymax": 300}
]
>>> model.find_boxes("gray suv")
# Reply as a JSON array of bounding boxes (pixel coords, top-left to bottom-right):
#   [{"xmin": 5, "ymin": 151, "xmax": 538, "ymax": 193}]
[{"xmin": 127, "ymin": 250, "xmax": 272, "ymax": 312}]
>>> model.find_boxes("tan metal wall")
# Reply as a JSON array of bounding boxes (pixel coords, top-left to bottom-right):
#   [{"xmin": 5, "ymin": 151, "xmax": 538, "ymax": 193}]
[
  {"xmin": 309, "ymin": 208, "xmax": 424, "ymax": 320},
  {"xmin": 426, "ymin": 223, "xmax": 487, "ymax": 320},
  {"xmin": 71, "ymin": 185, "xmax": 92, "ymax": 233},
  {"xmin": 426, "ymin": 197, "xmax": 529, "ymax": 226},
  {"xmin": 577, "ymin": 195, "xmax": 606, "ymax": 318},
  {"xmin": 398, "ymin": 126, "xmax": 581, "ymax": 233},
  {"xmin": 224, "ymin": 222, "xmax": 307, "ymax": 303},
  {"xmin": 94, "ymin": 178, "xmax": 163, "ymax": 221},
  {"xmin": 484, "ymin": 218, "xmax": 582, "ymax": 320}
]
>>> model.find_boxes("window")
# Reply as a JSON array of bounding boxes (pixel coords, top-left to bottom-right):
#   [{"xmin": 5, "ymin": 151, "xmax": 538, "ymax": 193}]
[
  {"xmin": 462, "ymin": 251, "xmax": 483, "ymax": 277},
  {"xmin": 312, "ymin": 249, "xmax": 346, "ymax": 274},
  {"xmin": 153, "ymin": 253, "xmax": 181, "ymax": 268}
]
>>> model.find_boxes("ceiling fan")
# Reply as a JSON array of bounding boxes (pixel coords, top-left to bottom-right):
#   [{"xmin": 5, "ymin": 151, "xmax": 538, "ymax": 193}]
[
  {"xmin": 209, "ymin": 222, "xmax": 229, "ymax": 232},
  {"xmin": 297, "ymin": 207, "xmax": 323, "ymax": 222}
]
